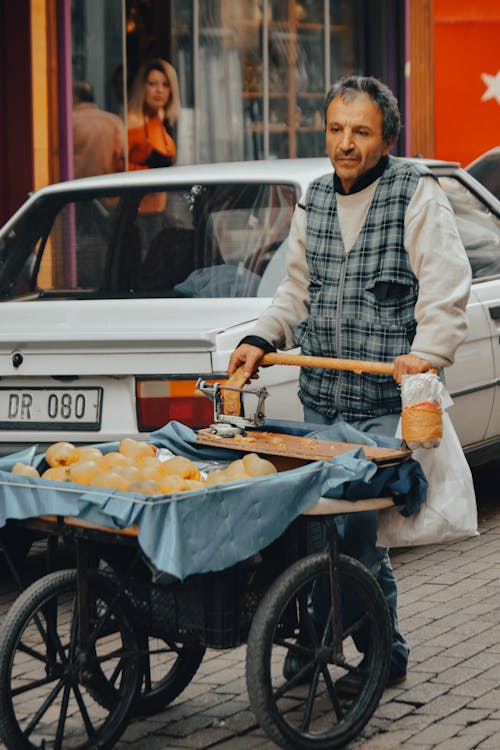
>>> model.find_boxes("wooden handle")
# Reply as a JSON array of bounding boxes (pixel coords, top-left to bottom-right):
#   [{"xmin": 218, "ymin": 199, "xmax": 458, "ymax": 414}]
[
  {"xmin": 222, "ymin": 353, "xmax": 393, "ymax": 416},
  {"xmin": 261, "ymin": 352, "xmax": 394, "ymax": 375}
]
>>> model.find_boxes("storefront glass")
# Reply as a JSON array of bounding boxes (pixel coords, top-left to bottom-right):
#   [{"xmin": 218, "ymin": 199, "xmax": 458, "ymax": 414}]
[
  {"xmin": 69, "ymin": 0, "xmax": 405, "ymax": 176},
  {"xmin": 72, "ymin": 0, "xmax": 124, "ymax": 116},
  {"xmin": 71, "ymin": 0, "xmax": 126, "ymax": 178}
]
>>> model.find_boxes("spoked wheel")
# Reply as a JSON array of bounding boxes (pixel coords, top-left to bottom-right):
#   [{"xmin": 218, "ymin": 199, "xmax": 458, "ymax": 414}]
[
  {"xmin": 247, "ymin": 552, "xmax": 392, "ymax": 750},
  {"xmin": 134, "ymin": 634, "xmax": 205, "ymax": 716},
  {"xmin": 88, "ymin": 630, "xmax": 205, "ymax": 717},
  {"xmin": 91, "ymin": 562, "xmax": 206, "ymax": 717},
  {"xmin": 0, "ymin": 569, "xmax": 141, "ymax": 750}
]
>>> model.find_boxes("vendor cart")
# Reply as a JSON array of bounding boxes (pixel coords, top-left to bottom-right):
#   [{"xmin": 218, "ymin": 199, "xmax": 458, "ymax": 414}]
[{"xmin": 0, "ymin": 371, "xmax": 426, "ymax": 750}]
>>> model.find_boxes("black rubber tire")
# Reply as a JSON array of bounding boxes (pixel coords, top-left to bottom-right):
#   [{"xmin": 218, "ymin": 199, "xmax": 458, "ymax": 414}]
[
  {"xmin": 133, "ymin": 635, "xmax": 205, "ymax": 716},
  {"xmin": 0, "ymin": 569, "xmax": 141, "ymax": 750},
  {"xmin": 246, "ymin": 552, "xmax": 392, "ymax": 750}
]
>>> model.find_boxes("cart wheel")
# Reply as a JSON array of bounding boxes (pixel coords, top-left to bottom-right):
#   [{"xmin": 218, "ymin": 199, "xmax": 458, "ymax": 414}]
[
  {"xmin": 247, "ymin": 552, "xmax": 391, "ymax": 750},
  {"xmin": 0, "ymin": 569, "xmax": 141, "ymax": 750},
  {"xmin": 88, "ymin": 631, "xmax": 205, "ymax": 717},
  {"xmin": 87, "ymin": 565, "xmax": 206, "ymax": 717},
  {"xmin": 134, "ymin": 635, "xmax": 205, "ymax": 716}
]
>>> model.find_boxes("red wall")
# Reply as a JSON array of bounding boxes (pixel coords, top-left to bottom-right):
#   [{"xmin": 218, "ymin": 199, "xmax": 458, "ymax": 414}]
[
  {"xmin": 434, "ymin": 0, "xmax": 500, "ymax": 166},
  {"xmin": 0, "ymin": 1, "xmax": 34, "ymax": 225}
]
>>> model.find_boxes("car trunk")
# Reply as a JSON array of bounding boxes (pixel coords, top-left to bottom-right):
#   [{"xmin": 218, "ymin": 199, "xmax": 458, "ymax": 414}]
[{"xmin": 0, "ymin": 298, "xmax": 267, "ymax": 376}]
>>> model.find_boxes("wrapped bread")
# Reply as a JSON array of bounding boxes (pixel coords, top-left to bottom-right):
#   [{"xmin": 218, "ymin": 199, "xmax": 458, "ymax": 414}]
[
  {"xmin": 42, "ymin": 466, "xmax": 68, "ymax": 481},
  {"xmin": 36, "ymin": 440, "xmax": 281, "ymax": 496},
  {"xmin": 401, "ymin": 373, "xmax": 443, "ymax": 449},
  {"xmin": 76, "ymin": 446, "xmax": 103, "ymax": 461},
  {"xmin": 12, "ymin": 462, "xmax": 40, "ymax": 478},
  {"xmin": 205, "ymin": 452, "xmax": 277, "ymax": 486},
  {"xmin": 119, "ymin": 437, "xmax": 155, "ymax": 460},
  {"xmin": 91, "ymin": 471, "xmax": 129, "ymax": 491},
  {"xmin": 224, "ymin": 459, "xmax": 248, "ymax": 481},
  {"xmin": 157, "ymin": 475, "xmax": 189, "ymax": 494},
  {"xmin": 242, "ymin": 453, "xmax": 277, "ymax": 476},
  {"xmin": 128, "ymin": 478, "xmax": 162, "ymax": 496},
  {"xmin": 205, "ymin": 468, "xmax": 229, "ymax": 486},
  {"xmin": 100, "ymin": 451, "xmax": 135, "ymax": 471},
  {"xmin": 45, "ymin": 441, "xmax": 79, "ymax": 468},
  {"xmin": 68, "ymin": 460, "xmax": 100, "ymax": 485},
  {"xmin": 161, "ymin": 455, "xmax": 201, "ymax": 481}
]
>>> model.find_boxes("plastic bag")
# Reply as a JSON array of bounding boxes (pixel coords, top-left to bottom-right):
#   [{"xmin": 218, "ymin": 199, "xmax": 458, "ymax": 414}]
[
  {"xmin": 376, "ymin": 412, "xmax": 478, "ymax": 547},
  {"xmin": 400, "ymin": 372, "xmax": 443, "ymax": 449}
]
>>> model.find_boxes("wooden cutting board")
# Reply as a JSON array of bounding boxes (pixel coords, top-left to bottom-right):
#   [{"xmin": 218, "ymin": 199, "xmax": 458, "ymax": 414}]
[{"xmin": 196, "ymin": 428, "xmax": 410, "ymax": 470}]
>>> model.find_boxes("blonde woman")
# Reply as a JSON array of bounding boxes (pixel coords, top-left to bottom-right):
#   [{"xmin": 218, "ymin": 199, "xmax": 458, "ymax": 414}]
[
  {"xmin": 127, "ymin": 58, "xmax": 181, "ymax": 255},
  {"xmin": 127, "ymin": 58, "xmax": 180, "ymax": 171}
]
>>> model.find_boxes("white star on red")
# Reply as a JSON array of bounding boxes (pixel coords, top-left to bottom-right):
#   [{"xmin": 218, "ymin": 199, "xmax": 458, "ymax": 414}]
[{"xmin": 481, "ymin": 70, "xmax": 500, "ymax": 105}]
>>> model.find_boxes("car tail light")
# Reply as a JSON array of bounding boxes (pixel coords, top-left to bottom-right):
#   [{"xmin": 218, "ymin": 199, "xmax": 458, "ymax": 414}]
[{"xmin": 136, "ymin": 377, "xmax": 227, "ymax": 431}]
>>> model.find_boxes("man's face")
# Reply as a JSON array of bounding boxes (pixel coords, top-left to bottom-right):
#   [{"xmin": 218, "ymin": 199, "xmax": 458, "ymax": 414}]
[{"xmin": 325, "ymin": 92, "xmax": 394, "ymax": 192}]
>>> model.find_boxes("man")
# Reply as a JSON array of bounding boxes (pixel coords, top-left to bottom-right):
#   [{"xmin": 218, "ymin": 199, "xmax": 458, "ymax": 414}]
[
  {"xmin": 228, "ymin": 75, "xmax": 471, "ymax": 688},
  {"xmin": 72, "ymin": 80, "xmax": 125, "ymax": 178},
  {"xmin": 72, "ymin": 81, "xmax": 126, "ymax": 287}
]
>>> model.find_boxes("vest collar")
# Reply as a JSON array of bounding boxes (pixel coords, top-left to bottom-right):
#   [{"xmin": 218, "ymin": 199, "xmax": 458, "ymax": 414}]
[{"xmin": 334, "ymin": 155, "xmax": 389, "ymax": 195}]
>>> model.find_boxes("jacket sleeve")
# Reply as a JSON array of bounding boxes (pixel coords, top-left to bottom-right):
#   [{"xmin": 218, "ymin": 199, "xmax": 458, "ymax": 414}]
[
  {"xmin": 250, "ymin": 203, "xmax": 310, "ymax": 350},
  {"xmin": 405, "ymin": 176, "xmax": 472, "ymax": 368}
]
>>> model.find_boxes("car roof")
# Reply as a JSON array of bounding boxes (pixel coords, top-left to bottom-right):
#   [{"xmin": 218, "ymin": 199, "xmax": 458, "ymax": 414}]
[
  {"xmin": 31, "ymin": 158, "xmax": 334, "ymax": 196},
  {"xmin": 26, "ymin": 155, "xmax": 463, "ymax": 196},
  {"xmin": 2, "ymin": 155, "xmax": 465, "ymax": 235}
]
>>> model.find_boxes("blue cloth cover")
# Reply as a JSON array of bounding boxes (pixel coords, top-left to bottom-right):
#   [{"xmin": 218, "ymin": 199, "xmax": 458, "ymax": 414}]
[{"xmin": 0, "ymin": 420, "xmax": 426, "ymax": 580}]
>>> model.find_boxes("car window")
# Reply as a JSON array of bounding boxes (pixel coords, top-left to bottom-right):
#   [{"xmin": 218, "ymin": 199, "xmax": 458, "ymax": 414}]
[
  {"xmin": 438, "ymin": 176, "xmax": 500, "ymax": 280},
  {"xmin": 466, "ymin": 153, "xmax": 500, "ymax": 202},
  {"xmin": 0, "ymin": 196, "xmax": 121, "ymax": 299},
  {"xmin": 0, "ymin": 183, "xmax": 296, "ymax": 301}
]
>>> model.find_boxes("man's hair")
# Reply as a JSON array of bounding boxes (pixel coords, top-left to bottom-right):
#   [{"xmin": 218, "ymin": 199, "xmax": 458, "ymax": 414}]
[
  {"xmin": 73, "ymin": 80, "xmax": 94, "ymax": 104},
  {"xmin": 324, "ymin": 75, "xmax": 401, "ymax": 143}
]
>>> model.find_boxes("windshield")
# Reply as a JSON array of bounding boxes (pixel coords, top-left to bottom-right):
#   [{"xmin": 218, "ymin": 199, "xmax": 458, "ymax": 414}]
[{"xmin": 0, "ymin": 182, "xmax": 296, "ymax": 301}]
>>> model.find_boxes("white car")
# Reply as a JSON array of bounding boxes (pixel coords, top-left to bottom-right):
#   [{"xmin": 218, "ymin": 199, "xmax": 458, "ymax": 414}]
[{"xmin": 0, "ymin": 157, "xmax": 499, "ymax": 466}]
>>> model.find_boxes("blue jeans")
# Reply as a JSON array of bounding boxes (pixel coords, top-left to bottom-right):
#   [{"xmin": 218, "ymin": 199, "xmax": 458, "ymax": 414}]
[{"xmin": 304, "ymin": 405, "xmax": 409, "ymax": 674}]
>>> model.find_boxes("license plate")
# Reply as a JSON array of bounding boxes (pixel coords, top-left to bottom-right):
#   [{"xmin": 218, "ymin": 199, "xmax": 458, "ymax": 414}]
[{"xmin": 0, "ymin": 387, "xmax": 103, "ymax": 430}]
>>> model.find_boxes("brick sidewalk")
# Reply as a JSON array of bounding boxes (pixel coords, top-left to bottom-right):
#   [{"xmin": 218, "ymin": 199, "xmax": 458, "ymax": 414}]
[{"xmin": 1, "ymin": 470, "xmax": 499, "ymax": 749}]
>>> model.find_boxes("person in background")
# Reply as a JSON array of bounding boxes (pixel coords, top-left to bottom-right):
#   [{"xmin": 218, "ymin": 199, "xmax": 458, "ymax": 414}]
[
  {"xmin": 228, "ymin": 75, "xmax": 472, "ymax": 692},
  {"xmin": 127, "ymin": 58, "xmax": 180, "ymax": 173},
  {"xmin": 127, "ymin": 58, "xmax": 181, "ymax": 256},
  {"xmin": 72, "ymin": 80, "xmax": 125, "ymax": 178},
  {"xmin": 72, "ymin": 81, "xmax": 125, "ymax": 287}
]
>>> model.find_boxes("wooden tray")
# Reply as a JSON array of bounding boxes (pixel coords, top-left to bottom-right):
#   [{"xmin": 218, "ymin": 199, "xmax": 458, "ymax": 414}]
[{"xmin": 196, "ymin": 428, "xmax": 410, "ymax": 470}]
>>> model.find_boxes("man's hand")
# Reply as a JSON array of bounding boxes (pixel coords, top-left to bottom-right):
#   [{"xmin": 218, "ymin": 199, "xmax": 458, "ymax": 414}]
[
  {"xmin": 393, "ymin": 354, "xmax": 433, "ymax": 385},
  {"xmin": 228, "ymin": 344, "xmax": 265, "ymax": 382}
]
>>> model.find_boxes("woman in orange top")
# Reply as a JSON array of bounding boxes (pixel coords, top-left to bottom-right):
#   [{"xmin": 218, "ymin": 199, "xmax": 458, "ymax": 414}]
[
  {"xmin": 127, "ymin": 58, "xmax": 181, "ymax": 256},
  {"xmin": 127, "ymin": 58, "xmax": 180, "ymax": 172}
]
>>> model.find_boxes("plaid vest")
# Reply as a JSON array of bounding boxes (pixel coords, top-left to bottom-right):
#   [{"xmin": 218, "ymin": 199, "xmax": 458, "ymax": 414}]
[{"xmin": 295, "ymin": 157, "xmax": 431, "ymax": 421}]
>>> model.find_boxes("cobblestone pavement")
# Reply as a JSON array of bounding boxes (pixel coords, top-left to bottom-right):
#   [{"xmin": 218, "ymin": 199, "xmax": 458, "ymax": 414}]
[{"xmin": 0, "ymin": 462, "xmax": 499, "ymax": 750}]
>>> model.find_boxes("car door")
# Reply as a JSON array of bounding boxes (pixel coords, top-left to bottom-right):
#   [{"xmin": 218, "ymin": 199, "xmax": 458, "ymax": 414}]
[
  {"xmin": 438, "ymin": 173, "xmax": 500, "ymax": 451},
  {"xmin": 472, "ymin": 279, "xmax": 500, "ymax": 442},
  {"xmin": 445, "ymin": 287, "xmax": 496, "ymax": 448}
]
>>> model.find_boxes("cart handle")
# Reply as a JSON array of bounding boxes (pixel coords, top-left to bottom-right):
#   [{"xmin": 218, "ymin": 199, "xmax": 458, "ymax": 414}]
[
  {"xmin": 222, "ymin": 353, "xmax": 394, "ymax": 416},
  {"xmin": 261, "ymin": 352, "xmax": 394, "ymax": 375}
]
